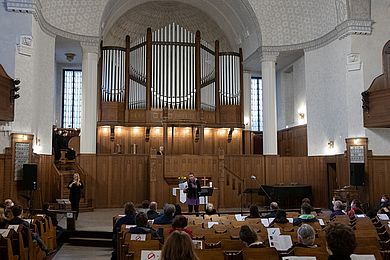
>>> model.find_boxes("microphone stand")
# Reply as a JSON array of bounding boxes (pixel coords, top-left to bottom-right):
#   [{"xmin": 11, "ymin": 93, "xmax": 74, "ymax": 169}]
[{"xmin": 259, "ymin": 184, "xmax": 272, "ymax": 203}]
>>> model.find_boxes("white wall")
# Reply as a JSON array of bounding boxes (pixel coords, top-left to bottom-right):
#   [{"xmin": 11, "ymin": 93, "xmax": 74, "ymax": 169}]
[
  {"xmin": 354, "ymin": 0, "xmax": 390, "ymax": 155},
  {"xmin": 305, "ymin": 37, "xmax": 351, "ymax": 156},
  {"xmin": 277, "ymin": 56, "xmax": 306, "ymax": 129}
]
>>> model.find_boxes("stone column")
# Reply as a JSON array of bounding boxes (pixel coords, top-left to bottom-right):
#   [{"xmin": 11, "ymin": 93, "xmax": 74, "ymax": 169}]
[
  {"xmin": 80, "ymin": 43, "xmax": 99, "ymax": 154},
  {"xmin": 261, "ymin": 51, "xmax": 279, "ymax": 155}
]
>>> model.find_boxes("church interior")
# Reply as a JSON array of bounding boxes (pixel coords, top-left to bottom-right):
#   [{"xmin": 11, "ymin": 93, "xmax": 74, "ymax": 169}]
[{"xmin": 1, "ymin": 0, "xmax": 390, "ymax": 259}]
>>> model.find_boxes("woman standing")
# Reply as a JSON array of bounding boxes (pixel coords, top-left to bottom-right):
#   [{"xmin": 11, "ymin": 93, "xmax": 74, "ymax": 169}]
[
  {"xmin": 184, "ymin": 172, "xmax": 201, "ymax": 214},
  {"xmin": 68, "ymin": 173, "xmax": 84, "ymax": 220}
]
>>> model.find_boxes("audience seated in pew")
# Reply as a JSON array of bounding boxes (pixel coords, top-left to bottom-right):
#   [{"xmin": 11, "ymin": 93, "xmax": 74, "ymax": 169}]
[
  {"xmin": 239, "ymin": 225, "xmax": 264, "ymax": 248},
  {"xmin": 174, "ymin": 204, "xmax": 182, "ymax": 216},
  {"xmin": 161, "ymin": 230, "xmax": 199, "ymax": 260},
  {"xmin": 205, "ymin": 203, "xmax": 217, "ymax": 216},
  {"xmin": 293, "ymin": 202, "xmax": 318, "ymax": 226},
  {"xmin": 154, "ymin": 204, "xmax": 175, "ymax": 225},
  {"xmin": 330, "ymin": 200, "xmax": 346, "ymax": 219},
  {"xmin": 137, "ymin": 200, "xmax": 150, "ymax": 214},
  {"xmin": 168, "ymin": 215, "xmax": 193, "ymax": 238},
  {"xmin": 270, "ymin": 210, "xmax": 289, "ymax": 226},
  {"xmin": 347, "ymin": 199, "xmax": 365, "ymax": 219},
  {"xmin": 129, "ymin": 212, "xmax": 159, "ymax": 238},
  {"xmin": 246, "ymin": 204, "xmax": 260, "ymax": 219},
  {"xmin": 264, "ymin": 202, "xmax": 279, "ymax": 218},
  {"xmin": 325, "ymin": 222, "xmax": 357, "ymax": 259},
  {"xmin": 296, "ymin": 224, "xmax": 318, "ymax": 248},
  {"xmin": 8, "ymin": 204, "xmax": 54, "ymax": 256},
  {"xmin": 147, "ymin": 201, "xmax": 160, "ymax": 220},
  {"xmin": 112, "ymin": 202, "xmax": 136, "ymax": 259}
]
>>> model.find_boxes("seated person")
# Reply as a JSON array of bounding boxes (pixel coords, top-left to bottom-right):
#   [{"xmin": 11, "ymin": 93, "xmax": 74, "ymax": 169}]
[
  {"xmin": 296, "ymin": 224, "xmax": 318, "ymax": 248},
  {"xmin": 43, "ymin": 202, "xmax": 64, "ymax": 239},
  {"xmin": 205, "ymin": 203, "xmax": 217, "ymax": 215},
  {"xmin": 270, "ymin": 209, "xmax": 289, "ymax": 225},
  {"xmin": 154, "ymin": 204, "xmax": 175, "ymax": 225},
  {"xmin": 147, "ymin": 201, "xmax": 160, "ymax": 220},
  {"xmin": 325, "ymin": 223, "xmax": 356, "ymax": 259},
  {"xmin": 378, "ymin": 194, "xmax": 390, "ymax": 213},
  {"xmin": 246, "ymin": 205, "xmax": 260, "ymax": 219},
  {"xmin": 174, "ymin": 204, "xmax": 182, "ymax": 216},
  {"xmin": 168, "ymin": 215, "xmax": 193, "ymax": 238},
  {"xmin": 137, "ymin": 200, "xmax": 150, "ymax": 214},
  {"xmin": 112, "ymin": 202, "xmax": 136, "ymax": 243},
  {"xmin": 239, "ymin": 225, "xmax": 263, "ymax": 248},
  {"xmin": 3, "ymin": 198, "xmax": 14, "ymax": 221},
  {"xmin": 264, "ymin": 202, "xmax": 279, "ymax": 218},
  {"xmin": 293, "ymin": 202, "xmax": 318, "ymax": 226},
  {"xmin": 129, "ymin": 212, "xmax": 158, "ymax": 237},
  {"xmin": 9, "ymin": 205, "xmax": 53, "ymax": 255},
  {"xmin": 161, "ymin": 231, "xmax": 199, "ymax": 260},
  {"xmin": 347, "ymin": 199, "xmax": 364, "ymax": 218},
  {"xmin": 330, "ymin": 200, "xmax": 346, "ymax": 219}
]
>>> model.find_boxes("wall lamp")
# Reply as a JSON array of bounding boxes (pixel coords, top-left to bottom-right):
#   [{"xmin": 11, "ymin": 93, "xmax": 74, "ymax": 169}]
[
  {"xmin": 227, "ymin": 128, "xmax": 234, "ymax": 143},
  {"xmin": 145, "ymin": 127, "xmax": 150, "ymax": 142},
  {"xmin": 194, "ymin": 128, "xmax": 200, "ymax": 143},
  {"xmin": 298, "ymin": 112, "xmax": 305, "ymax": 120},
  {"xmin": 10, "ymin": 78, "xmax": 21, "ymax": 102},
  {"xmin": 110, "ymin": 126, "xmax": 115, "ymax": 141},
  {"xmin": 328, "ymin": 140, "xmax": 334, "ymax": 149}
]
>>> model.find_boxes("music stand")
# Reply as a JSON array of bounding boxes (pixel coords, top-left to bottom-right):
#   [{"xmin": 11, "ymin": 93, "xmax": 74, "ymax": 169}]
[{"xmin": 198, "ymin": 187, "xmax": 213, "ymax": 210}]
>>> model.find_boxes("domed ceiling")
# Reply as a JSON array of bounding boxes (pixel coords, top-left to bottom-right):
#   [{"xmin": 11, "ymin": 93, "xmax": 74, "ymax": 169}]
[{"xmin": 103, "ymin": 1, "xmax": 232, "ymax": 51}]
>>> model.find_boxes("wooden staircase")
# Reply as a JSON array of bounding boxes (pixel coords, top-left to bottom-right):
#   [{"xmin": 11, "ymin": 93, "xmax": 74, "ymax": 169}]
[{"xmin": 53, "ymin": 162, "xmax": 93, "ymax": 212}]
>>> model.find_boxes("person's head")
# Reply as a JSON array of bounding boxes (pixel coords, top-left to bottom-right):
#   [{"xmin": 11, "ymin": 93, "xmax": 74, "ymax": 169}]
[
  {"xmin": 206, "ymin": 203, "xmax": 215, "ymax": 213},
  {"xmin": 149, "ymin": 201, "xmax": 158, "ymax": 211},
  {"xmin": 249, "ymin": 205, "xmax": 259, "ymax": 217},
  {"xmin": 270, "ymin": 202, "xmax": 279, "ymax": 210},
  {"xmin": 350, "ymin": 199, "xmax": 361, "ymax": 209},
  {"xmin": 161, "ymin": 231, "xmax": 199, "ymax": 260},
  {"xmin": 239, "ymin": 225, "xmax": 259, "ymax": 246},
  {"xmin": 325, "ymin": 223, "xmax": 356, "ymax": 256},
  {"xmin": 297, "ymin": 224, "xmax": 316, "ymax": 246},
  {"xmin": 174, "ymin": 204, "xmax": 182, "ymax": 215},
  {"xmin": 301, "ymin": 202, "xmax": 312, "ymax": 215},
  {"xmin": 135, "ymin": 212, "xmax": 148, "ymax": 227},
  {"xmin": 124, "ymin": 202, "xmax": 136, "ymax": 216},
  {"xmin": 141, "ymin": 200, "xmax": 150, "ymax": 209},
  {"xmin": 11, "ymin": 205, "xmax": 23, "ymax": 218},
  {"xmin": 332, "ymin": 195, "xmax": 341, "ymax": 205},
  {"xmin": 333, "ymin": 200, "xmax": 344, "ymax": 211},
  {"xmin": 273, "ymin": 210, "xmax": 288, "ymax": 223},
  {"xmin": 159, "ymin": 146, "xmax": 164, "ymax": 152},
  {"xmin": 163, "ymin": 204, "xmax": 176, "ymax": 218},
  {"xmin": 188, "ymin": 172, "xmax": 195, "ymax": 181},
  {"xmin": 381, "ymin": 195, "xmax": 389, "ymax": 203},
  {"xmin": 302, "ymin": 198, "xmax": 311, "ymax": 205},
  {"xmin": 172, "ymin": 215, "xmax": 188, "ymax": 229},
  {"xmin": 4, "ymin": 199, "xmax": 14, "ymax": 208},
  {"xmin": 73, "ymin": 173, "xmax": 80, "ymax": 181}
]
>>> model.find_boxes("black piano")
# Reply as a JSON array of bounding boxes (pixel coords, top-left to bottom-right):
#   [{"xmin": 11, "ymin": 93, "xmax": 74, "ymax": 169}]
[{"xmin": 259, "ymin": 184, "xmax": 312, "ymax": 209}]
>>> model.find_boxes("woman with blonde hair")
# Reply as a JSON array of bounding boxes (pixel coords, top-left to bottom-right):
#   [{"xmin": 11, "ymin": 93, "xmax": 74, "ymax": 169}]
[{"xmin": 161, "ymin": 231, "xmax": 199, "ymax": 260}]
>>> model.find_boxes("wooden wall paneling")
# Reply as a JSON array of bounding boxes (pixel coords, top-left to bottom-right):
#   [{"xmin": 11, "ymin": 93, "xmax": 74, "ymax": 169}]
[
  {"xmin": 79, "ymin": 154, "xmax": 97, "ymax": 207},
  {"xmin": 306, "ymin": 157, "xmax": 327, "ymax": 208},
  {"xmin": 36, "ymin": 155, "xmax": 55, "ymax": 207},
  {"xmin": 95, "ymin": 155, "xmax": 109, "ymax": 207},
  {"xmin": 264, "ymin": 156, "xmax": 279, "ymax": 185},
  {"xmin": 368, "ymin": 156, "xmax": 390, "ymax": 208}
]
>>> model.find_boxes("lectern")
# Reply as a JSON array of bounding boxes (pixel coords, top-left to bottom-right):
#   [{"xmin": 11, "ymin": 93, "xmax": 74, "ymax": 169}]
[{"xmin": 198, "ymin": 187, "xmax": 214, "ymax": 209}]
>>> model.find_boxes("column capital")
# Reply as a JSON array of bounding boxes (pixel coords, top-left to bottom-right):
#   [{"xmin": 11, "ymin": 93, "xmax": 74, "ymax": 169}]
[
  {"xmin": 81, "ymin": 41, "xmax": 99, "ymax": 54},
  {"xmin": 260, "ymin": 51, "xmax": 279, "ymax": 63}
]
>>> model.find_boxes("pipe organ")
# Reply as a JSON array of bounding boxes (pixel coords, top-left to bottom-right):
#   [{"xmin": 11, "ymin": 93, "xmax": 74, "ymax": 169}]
[{"xmin": 98, "ymin": 24, "xmax": 244, "ymax": 155}]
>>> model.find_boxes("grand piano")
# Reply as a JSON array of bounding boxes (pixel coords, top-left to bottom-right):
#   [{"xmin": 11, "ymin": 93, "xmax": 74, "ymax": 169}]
[{"xmin": 259, "ymin": 184, "xmax": 312, "ymax": 209}]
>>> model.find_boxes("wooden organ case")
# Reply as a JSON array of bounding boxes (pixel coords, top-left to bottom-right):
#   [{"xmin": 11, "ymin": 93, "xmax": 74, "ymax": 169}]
[{"xmin": 97, "ymin": 24, "xmax": 244, "ymax": 156}]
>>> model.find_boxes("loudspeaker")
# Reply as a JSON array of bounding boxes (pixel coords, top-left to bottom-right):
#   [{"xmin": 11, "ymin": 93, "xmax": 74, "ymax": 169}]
[
  {"xmin": 350, "ymin": 163, "xmax": 365, "ymax": 186},
  {"xmin": 23, "ymin": 164, "xmax": 38, "ymax": 190}
]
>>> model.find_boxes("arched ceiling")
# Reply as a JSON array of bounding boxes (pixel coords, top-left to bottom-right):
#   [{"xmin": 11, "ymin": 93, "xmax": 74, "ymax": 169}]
[
  {"xmin": 103, "ymin": 1, "xmax": 233, "ymax": 51},
  {"xmin": 100, "ymin": 0, "xmax": 262, "ymax": 57}
]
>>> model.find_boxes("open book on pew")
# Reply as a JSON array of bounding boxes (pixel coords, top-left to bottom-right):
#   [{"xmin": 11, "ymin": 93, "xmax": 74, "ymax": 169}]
[
  {"xmin": 282, "ymin": 257, "xmax": 316, "ymax": 260},
  {"xmin": 0, "ymin": 229, "xmax": 10, "ymax": 237},
  {"xmin": 350, "ymin": 255, "xmax": 376, "ymax": 260},
  {"xmin": 267, "ymin": 228, "xmax": 293, "ymax": 252}
]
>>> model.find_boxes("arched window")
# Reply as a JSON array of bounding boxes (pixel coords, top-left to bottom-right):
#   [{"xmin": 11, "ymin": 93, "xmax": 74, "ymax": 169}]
[
  {"xmin": 62, "ymin": 69, "xmax": 82, "ymax": 128},
  {"xmin": 251, "ymin": 77, "xmax": 263, "ymax": 131}
]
